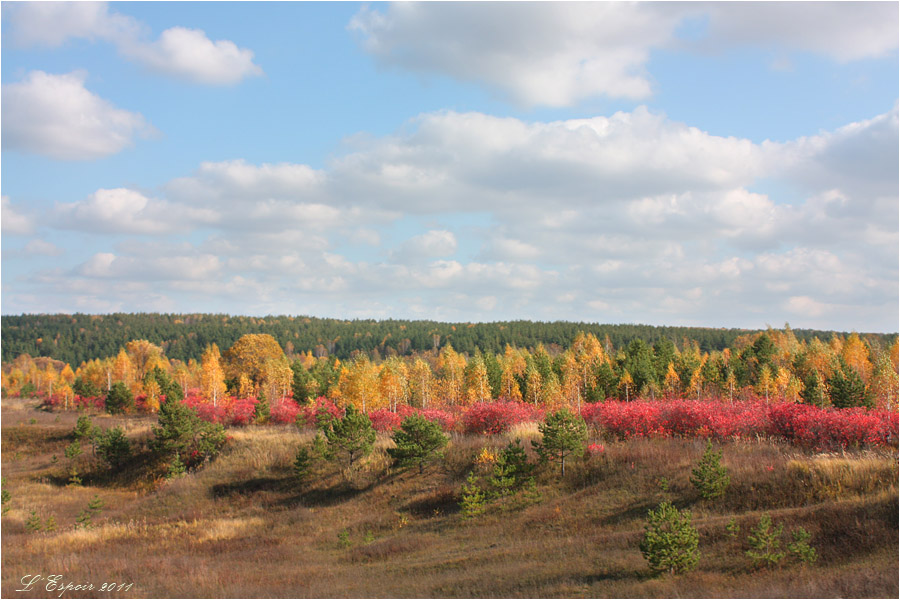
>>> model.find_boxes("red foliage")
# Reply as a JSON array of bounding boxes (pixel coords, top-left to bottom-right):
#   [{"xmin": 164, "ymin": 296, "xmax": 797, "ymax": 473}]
[
  {"xmin": 270, "ymin": 397, "xmax": 302, "ymax": 425},
  {"xmin": 397, "ymin": 405, "xmax": 459, "ymax": 432},
  {"xmin": 297, "ymin": 397, "xmax": 344, "ymax": 429},
  {"xmin": 230, "ymin": 398, "xmax": 258, "ymax": 426},
  {"xmin": 368, "ymin": 409, "xmax": 403, "ymax": 432},
  {"xmin": 462, "ymin": 401, "xmax": 544, "ymax": 435},
  {"xmin": 581, "ymin": 399, "xmax": 898, "ymax": 450}
]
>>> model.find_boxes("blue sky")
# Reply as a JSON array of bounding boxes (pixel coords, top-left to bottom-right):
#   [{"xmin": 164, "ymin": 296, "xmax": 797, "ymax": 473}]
[{"xmin": 2, "ymin": 1, "xmax": 898, "ymax": 332}]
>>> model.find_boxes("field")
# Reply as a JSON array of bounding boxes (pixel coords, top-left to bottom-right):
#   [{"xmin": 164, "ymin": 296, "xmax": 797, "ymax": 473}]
[{"xmin": 1, "ymin": 397, "xmax": 897, "ymax": 598}]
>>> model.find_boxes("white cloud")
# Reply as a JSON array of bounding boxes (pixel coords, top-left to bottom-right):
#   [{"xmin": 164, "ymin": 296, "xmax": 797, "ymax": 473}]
[
  {"xmin": 2, "ymin": 1, "xmax": 140, "ymax": 47},
  {"xmin": 1, "ymin": 196, "xmax": 34, "ymax": 234},
  {"xmin": 121, "ymin": 27, "xmax": 263, "ymax": 85},
  {"xmin": 77, "ymin": 251, "xmax": 221, "ymax": 281},
  {"xmin": 1, "ymin": 71, "xmax": 153, "ymax": 160},
  {"xmin": 3, "ymin": 2, "xmax": 262, "ymax": 85},
  {"xmin": 7, "ymin": 105, "xmax": 896, "ymax": 331},
  {"xmin": 55, "ymin": 188, "xmax": 216, "ymax": 234},
  {"xmin": 23, "ymin": 239, "xmax": 64, "ymax": 257},
  {"xmin": 350, "ymin": 2, "xmax": 898, "ymax": 108},
  {"xmin": 350, "ymin": 2, "xmax": 678, "ymax": 106},
  {"xmin": 702, "ymin": 2, "xmax": 899, "ymax": 63},
  {"xmin": 392, "ymin": 230, "xmax": 458, "ymax": 263}
]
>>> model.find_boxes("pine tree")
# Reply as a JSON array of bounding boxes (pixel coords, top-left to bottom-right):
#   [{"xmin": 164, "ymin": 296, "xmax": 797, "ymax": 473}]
[
  {"xmin": 690, "ymin": 440, "xmax": 730, "ymax": 500},
  {"xmin": 104, "ymin": 382, "xmax": 133, "ymax": 415},
  {"xmin": 639, "ymin": 501, "xmax": 700, "ymax": 575},
  {"xmin": 324, "ymin": 404, "xmax": 376, "ymax": 477},
  {"xmin": 532, "ymin": 408, "xmax": 587, "ymax": 477},
  {"xmin": 746, "ymin": 513, "xmax": 785, "ymax": 568},
  {"xmin": 387, "ymin": 413, "xmax": 449, "ymax": 473}
]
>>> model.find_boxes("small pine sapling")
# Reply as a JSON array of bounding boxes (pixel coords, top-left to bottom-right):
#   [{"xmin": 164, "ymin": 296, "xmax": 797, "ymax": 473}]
[
  {"xmin": 293, "ymin": 446, "xmax": 312, "ymax": 482},
  {"xmin": 460, "ymin": 472, "xmax": 487, "ymax": 519},
  {"xmin": 725, "ymin": 517, "xmax": 740, "ymax": 538},
  {"xmin": 746, "ymin": 513, "xmax": 785, "ymax": 568},
  {"xmin": 532, "ymin": 408, "xmax": 588, "ymax": 477},
  {"xmin": 690, "ymin": 440, "xmax": 730, "ymax": 500},
  {"xmin": 254, "ymin": 391, "xmax": 270, "ymax": 425},
  {"xmin": 25, "ymin": 510, "xmax": 43, "ymax": 533},
  {"xmin": 96, "ymin": 427, "xmax": 133, "ymax": 469},
  {"xmin": 1, "ymin": 477, "xmax": 10, "ymax": 515},
  {"xmin": 167, "ymin": 454, "xmax": 186, "ymax": 479},
  {"xmin": 490, "ymin": 439, "xmax": 534, "ymax": 497},
  {"xmin": 787, "ymin": 527, "xmax": 818, "ymax": 565},
  {"xmin": 639, "ymin": 501, "xmax": 700, "ymax": 575},
  {"xmin": 73, "ymin": 415, "xmax": 94, "ymax": 441}
]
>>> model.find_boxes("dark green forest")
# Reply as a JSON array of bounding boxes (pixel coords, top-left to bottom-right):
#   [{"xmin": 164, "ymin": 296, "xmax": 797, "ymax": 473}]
[{"xmin": 1, "ymin": 313, "xmax": 890, "ymax": 366}]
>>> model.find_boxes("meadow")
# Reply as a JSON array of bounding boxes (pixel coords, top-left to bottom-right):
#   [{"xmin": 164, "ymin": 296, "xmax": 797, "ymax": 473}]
[{"xmin": 1, "ymin": 396, "xmax": 897, "ymax": 599}]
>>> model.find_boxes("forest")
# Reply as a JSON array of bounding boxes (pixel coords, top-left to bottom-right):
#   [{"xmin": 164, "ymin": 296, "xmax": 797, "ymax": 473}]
[{"xmin": 2, "ymin": 312, "xmax": 893, "ymax": 367}]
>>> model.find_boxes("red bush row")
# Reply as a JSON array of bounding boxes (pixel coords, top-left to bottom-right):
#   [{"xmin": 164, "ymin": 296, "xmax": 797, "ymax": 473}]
[{"xmin": 580, "ymin": 400, "xmax": 898, "ymax": 450}]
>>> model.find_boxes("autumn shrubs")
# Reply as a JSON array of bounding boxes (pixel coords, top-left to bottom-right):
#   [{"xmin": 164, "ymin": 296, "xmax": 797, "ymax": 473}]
[{"xmin": 581, "ymin": 399, "xmax": 898, "ymax": 450}]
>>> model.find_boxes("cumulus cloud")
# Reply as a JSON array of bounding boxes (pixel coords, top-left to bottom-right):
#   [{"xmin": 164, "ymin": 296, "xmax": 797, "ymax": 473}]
[
  {"xmin": 350, "ymin": 2, "xmax": 898, "ymax": 107},
  {"xmin": 701, "ymin": 2, "xmax": 899, "ymax": 62},
  {"xmin": 350, "ymin": 2, "xmax": 677, "ymax": 106},
  {"xmin": 392, "ymin": 230, "xmax": 458, "ymax": 263},
  {"xmin": 8, "ymin": 105, "xmax": 896, "ymax": 330},
  {"xmin": 54, "ymin": 188, "xmax": 216, "ymax": 234},
  {"xmin": 1, "ymin": 196, "xmax": 35, "ymax": 234},
  {"xmin": 2, "ymin": 1, "xmax": 140, "ymax": 47},
  {"xmin": 3, "ymin": 2, "xmax": 262, "ymax": 85},
  {"xmin": 1, "ymin": 71, "xmax": 153, "ymax": 160},
  {"xmin": 120, "ymin": 27, "xmax": 263, "ymax": 85}
]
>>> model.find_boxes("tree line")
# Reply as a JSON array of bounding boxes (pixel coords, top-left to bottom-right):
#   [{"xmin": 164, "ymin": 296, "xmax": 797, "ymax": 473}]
[
  {"xmin": 3, "ymin": 325, "xmax": 897, "ymax": 412},
  {"xmin": 2, "ymin": 312, "xmax": 891, "ymax": 367}
]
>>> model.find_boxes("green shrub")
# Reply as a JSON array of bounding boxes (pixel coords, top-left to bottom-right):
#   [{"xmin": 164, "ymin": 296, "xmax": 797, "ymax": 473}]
[
  {"xmin": 788, "ymin": 527, "xmax": 818, "ymax": 564},
  {"xmin": 532, "ymin": 408, "xmax": 588, "ymax": 477},
  {"xmin": 105, "ymin": 382, "xmax": 134, "ymax": 415},
  {"xmin": 460, "ymin": 471, "xmax": 487, "ymax": 519},
  {"xmin": 690, "ymin": 440, "xmax": 730, "ymax": 500},
  {"xmin": 746, "ymin": 513, "xmax": 784, "ymax": 568},
  {"xmin": 73, "ymin": 415, "xmax": 94, "ymax": 440},
  {"xmin": 151, "ymin": 399, "xmax": 226, "ymax": 468},
  {"xmin": 639, "ymin": 501, "xmax": 700, "ymax": 575},
  {"xmin": 75, "ymin": 496, "xmax": 104, "ymax": 529},
  {"xmin": 490, "ymin": 439, "xmax": 534, "ymax": 497},
  {"xmin": 1, "ymin": 477, "xmax": 10, "ymax": 515},
  {"xmin": 95, "ymin": 427, "xmax": 133, "ymax": 469},
  {"xmin": 25, "ymin": 510, "xmax": 43, "ymax": 532},
  {"xmin": 293, "ymin": 446, "xmax": 312, "ymax": 482},
  {"xmin": 323, "ymin": 405, "xmax": 376, "ymax": 477},
  {"xmin": 387, "ymin": 413, "xmax": 449, "ymax": 474}
]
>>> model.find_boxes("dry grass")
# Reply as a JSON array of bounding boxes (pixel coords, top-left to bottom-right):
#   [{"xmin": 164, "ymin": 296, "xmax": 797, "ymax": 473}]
[{"xmin": 2, "ymin": 398, "xmax": 897, "ymax": 598}]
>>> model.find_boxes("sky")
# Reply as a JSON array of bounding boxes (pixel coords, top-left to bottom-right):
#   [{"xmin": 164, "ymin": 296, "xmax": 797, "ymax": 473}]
[{"xmin": 1, "ymin": 1, "xmax": 897, "ymax": 333}]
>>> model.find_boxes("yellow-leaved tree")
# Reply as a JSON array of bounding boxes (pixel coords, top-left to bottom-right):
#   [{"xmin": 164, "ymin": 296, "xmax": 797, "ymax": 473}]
[{"xmin": 201, "ymin": 344, "xmax": 227, "ymax": 407}]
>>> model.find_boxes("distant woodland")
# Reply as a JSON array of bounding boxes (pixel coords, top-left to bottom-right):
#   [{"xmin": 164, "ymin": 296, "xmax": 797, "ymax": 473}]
[{"xmin": 1, "ymin": 312, "xmax": 892, "ymax": 366}]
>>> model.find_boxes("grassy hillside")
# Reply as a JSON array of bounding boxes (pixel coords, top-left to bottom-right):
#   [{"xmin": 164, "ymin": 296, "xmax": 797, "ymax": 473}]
[{"xmin": 1, "ymin": 398, "xmax": 897, "ymax": 598}]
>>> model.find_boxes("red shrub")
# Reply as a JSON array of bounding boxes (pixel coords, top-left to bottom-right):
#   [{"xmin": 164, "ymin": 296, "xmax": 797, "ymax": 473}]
[
  {"xmin": 270, "ymin": 398, "xmax": 302, "ymax": 424},
  {"xmin": 397, "ymin": 405, "xmax": 459, "ymax": 432},
  {"xmin": 297, "ymin": 397, "xmax": 344, "ymax": 429},
  {"xmin": 462, "ymin": 401, "xmax": 544, "ymax": 435},
  {"xmin": 369, "ymin": 409, "xmax": 403, "ymax": 432},
  {"xmin": 582, "ymin": 399, "xmax": 898, "ymax": 450},
  {"xmin": 230, "ymin": 398, "xmax": 258, "ymax": 426}
]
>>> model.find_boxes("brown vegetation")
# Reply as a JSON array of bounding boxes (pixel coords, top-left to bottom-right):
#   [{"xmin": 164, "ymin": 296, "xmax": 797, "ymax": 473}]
[{"xmin": 2, "ymin": 398, "xmax": 897, "ymax": 598}]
